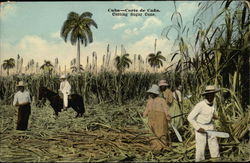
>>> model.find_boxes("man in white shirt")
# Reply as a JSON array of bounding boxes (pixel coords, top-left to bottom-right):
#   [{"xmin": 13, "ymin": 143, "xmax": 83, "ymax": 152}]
[
  {"xmin": 187, "ymin": 85, "xmax": 220, "ymax": 162},
  {"xmin": 59, "ymin": 75, "xmax": 71, "ymax": 109},
  {"xmin": 13, "ymin": 81, "xmax": 32, "ymax": 130}
]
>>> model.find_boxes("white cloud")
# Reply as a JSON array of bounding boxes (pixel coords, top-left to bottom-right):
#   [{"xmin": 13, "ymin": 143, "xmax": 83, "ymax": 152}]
[
  {"xmin": 141, "ymin": 17, "xmax": 163, "ymax": 30},
  {"xmin": 122, "ymin": 4, "xmax": 144, "ymax": 23},
  {"xmin": 123, "ymin": 28, "xmax": 139, "ymax": 39},
  {"xmin": 1, "ymin": 34, "xmax": 178, "ymax": 73},
  {"xmin": 124, "ymin": 4, "xmax": 143, "ymax": 10},
  {"xmin": 1, "ymin": 35, "xmax": 109, "ymax": 71},
  {"xmin": 177, "ymin": 2, "xmax": 199, "ymax": 20},
  {"xmin": 0, "ymin": 2, "xmax": 16, "ymax": 20},
  {"xmin": 123, "ymin": 34, "xmax": 177, "ymax": 71},
  {"xmin": 122, "ymin": 17, "xmax": 163, "ymax": 39},
  {"xmin": 50, "ymin": 31, "xmax": 61, "ymax": 39},
  {"xmin": 127, "ymin": 34, "xmax": 173, "ymax": 61},
  {"xmin": 112, "ymin": 23, "xmax": 126, "ymax": 30}
]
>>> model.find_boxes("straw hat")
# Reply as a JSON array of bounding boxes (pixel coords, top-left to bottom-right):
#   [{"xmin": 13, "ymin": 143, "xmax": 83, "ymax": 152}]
[
  {"xmin": 201, "ymin": 85, "xmax": 220, "ymax": 95},
  {"xmin": 16, "ymin": 81, "xmax": 26, "ymax": 87},
  {"xmin": 158, "ymin": 80, "xmax": 169, "ymax": 86},
  {"xmin": 147, "ymin": 84, "xmax": 160, "ymax": 95},
  {"xmin": 60, "ymin": 74, "xmax": 67, "ymax": 79}
]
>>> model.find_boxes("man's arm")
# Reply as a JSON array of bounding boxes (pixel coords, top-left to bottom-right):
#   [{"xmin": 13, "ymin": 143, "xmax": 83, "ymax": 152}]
[
  {"xmin": 59, "ymin": 82, "xmax": 64, "ymax": 91},
  {"xmin": 143, "ymin": 100, "xmax": 151, "ymax": 118},
  {"xmin": 13, "ymin": 94, "xmax": 18, "ymax": 106},
  {"xmin": 187, "ymin": 104, "xmax": 202, "ymax": 131}
]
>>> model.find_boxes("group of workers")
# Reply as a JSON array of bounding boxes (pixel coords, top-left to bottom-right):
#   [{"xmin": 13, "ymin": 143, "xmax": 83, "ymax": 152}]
[
  {"xmin": 12, "ymin": 76, "xmax": 220, "ymax": 162},
  {"xmin": 143, "ymin": 80, "xmax": 220, "ymax": 162}
]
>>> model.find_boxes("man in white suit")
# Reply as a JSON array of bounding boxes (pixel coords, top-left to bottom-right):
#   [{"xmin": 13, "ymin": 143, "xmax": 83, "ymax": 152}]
[
  {"xmin": 187, "ymin": 85, "xmax": 220, "ymax": 162},
  {"xmin": 59, "ymin": 74, "xmax": 71, "ymax": 110}
]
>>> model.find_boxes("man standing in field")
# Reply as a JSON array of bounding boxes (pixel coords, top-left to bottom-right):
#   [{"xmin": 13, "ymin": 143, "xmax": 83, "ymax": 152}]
[
  {"xmin": 13, "ymin": 81, "xmax": 32, "ymax": 130},
  {"xmin": 187, "ymin": 85, "xmax": 220, "ymax": 162},
  {"xmin": 59, "ymin": 74, "xmax": 71, "ymax": 110},
  {"xmin": 143, "ymin": 84, "xmax": 171, "ymax": 151}
]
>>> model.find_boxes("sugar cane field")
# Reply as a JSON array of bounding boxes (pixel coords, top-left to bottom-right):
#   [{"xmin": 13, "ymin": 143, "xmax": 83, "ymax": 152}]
[{"xmin": 1, "ymin": 1, "xmax": 250, "ymax": 162}]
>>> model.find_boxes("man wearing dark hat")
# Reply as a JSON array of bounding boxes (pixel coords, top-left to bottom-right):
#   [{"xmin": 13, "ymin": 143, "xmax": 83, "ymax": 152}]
[
  {"xmin": 13, "ymin": 81, "xmax": 32, "ymax": 130},
  {"xmin": 187, "ymin": 85, "xmax": 220, "ymax": 162}
]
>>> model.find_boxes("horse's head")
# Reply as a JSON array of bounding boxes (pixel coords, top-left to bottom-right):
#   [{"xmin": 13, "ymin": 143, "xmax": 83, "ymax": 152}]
[
  {"xmin": 38, "ymin": 86, "xmax": 48, "ymax": 101},
  {"xmin": 36, "ymin": 86, "xmax": 48, "ymax": 108}
]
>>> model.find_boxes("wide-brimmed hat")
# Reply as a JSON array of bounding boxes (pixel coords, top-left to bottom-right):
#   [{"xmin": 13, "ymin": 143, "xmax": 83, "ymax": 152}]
[
  {"xmin": 60, "ymin": 74, "xmax": 67, "ymax": 79},
  {"xmin": 158, "ymin": 80, "xmax": 169, "ymax": 87},
  {"xmin": 201, "ymin": 85, "xmax": 220, "ymax": 95},
  {"xmin": 147, "ymin": 84, "xmax": 160, "ymax": 95},
  {"xmin": 16, "ymin": 81, "xmax": 26, "ymax": 87}
]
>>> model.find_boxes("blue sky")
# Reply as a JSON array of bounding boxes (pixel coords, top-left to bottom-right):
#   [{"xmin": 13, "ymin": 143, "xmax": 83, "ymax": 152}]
[{"xmin": 1, "ymin": 1, "xmax": 220, "ymax": 71}]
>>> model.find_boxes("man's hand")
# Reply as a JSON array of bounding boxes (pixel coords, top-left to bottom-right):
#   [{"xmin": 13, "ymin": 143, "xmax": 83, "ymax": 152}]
[
  {"xmin": 166, "ymin": 115, "xmax": 171, "ymax": 121},
  {"xmin": 16, "ymin": 102, "xmax": 31, "ymax": 106},
  {"xmin": 197, "ymin": 128, "xmax": 206, "ymax": 133}
]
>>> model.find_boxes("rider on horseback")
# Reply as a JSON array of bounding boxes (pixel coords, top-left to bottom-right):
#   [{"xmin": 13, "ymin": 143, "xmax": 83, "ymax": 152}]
[{"xmin": 59, "ymin": 74, "xmax": 71, "ymax": 111}]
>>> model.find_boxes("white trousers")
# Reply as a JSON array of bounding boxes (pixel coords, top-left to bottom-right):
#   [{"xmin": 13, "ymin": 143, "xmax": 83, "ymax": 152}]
[
  {"xmin": 62, "ymin": 93, "xmax": 68, "ymax": 107},
  {"xmin": 195, "ymin": 124, "xmax": 220, "ymax": 162}
]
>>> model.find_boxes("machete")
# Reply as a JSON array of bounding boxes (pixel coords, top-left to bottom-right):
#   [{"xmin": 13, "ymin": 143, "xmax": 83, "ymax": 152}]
[
  {"xmin": 206, "ymin": 130, "xmax": 230, "ymax": 138},
  {"xmin": 170, "ymin": 123, "xmax": 183, "ymax": 142}
]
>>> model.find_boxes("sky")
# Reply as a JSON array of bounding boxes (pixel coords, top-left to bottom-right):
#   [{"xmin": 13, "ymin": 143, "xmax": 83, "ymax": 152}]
[{"xmin": 0, "ymin": 1, "xmax": 221, "ymax": 72}]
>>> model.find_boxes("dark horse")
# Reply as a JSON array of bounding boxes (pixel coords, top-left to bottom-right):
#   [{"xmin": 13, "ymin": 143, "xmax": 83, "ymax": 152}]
[{"xmin": 38, "ymin": 87, "xmax": 85, "ymax": 118}]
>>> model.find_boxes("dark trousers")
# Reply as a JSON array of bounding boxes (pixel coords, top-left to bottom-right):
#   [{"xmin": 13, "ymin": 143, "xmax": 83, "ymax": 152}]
[{"xmin": 16, "ymin": 104, "xmax": 31, "ymax": 130}]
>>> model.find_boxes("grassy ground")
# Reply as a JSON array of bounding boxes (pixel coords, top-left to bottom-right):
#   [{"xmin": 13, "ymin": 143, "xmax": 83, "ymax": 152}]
[{"xmin": 0, "ymin": 101, "xmax": 249, "ymax": 162}]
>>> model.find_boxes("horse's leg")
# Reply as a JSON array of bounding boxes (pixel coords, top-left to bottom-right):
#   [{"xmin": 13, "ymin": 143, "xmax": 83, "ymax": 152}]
[
  {"xmin": 52, "ymin": 112, "xmax": 59, "ymax": 119},
  {"xmin": 75, "ymin": 112, "xmax": 80, "ymax": 118},
  {"xmin": 77, "ymin": 96, "xmax": 85, "ymax": 117}
]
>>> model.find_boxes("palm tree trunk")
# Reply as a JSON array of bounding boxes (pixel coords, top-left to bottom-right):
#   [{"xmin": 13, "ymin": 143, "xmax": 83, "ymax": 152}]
[
  {"xmin": 154, "ymin": 39, "xmax": 157, "ymax": 54},
  {"xmin": 77, "ymin": 37, "xmax": 81, "ymax": 73},
  {"xmin": 7, "ymin": 68, "xmax": 9, "ymax": 76}
]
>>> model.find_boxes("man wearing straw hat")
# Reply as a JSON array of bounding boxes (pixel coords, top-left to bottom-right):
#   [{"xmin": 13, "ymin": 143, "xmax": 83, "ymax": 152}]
[
  {"xmin": 143, "ymin": 84, "xmax": 171, "ymax": 151},
  {"xmin": 187, "ymin": 85, "xmax": 220, "ymax": 162},
  {"xmin": 13, "ymin": 81, "xmax": 32, "ymax": 130},
  {"xmin": 59, "ymin": 74, "xmax": 71, "ymax": 110}
]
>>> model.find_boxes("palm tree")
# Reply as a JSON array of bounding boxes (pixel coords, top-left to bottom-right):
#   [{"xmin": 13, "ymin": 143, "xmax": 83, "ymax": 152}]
[
  {"xmin": 2, "ymin": 58, "xmax": 15, "ymax": 76},
  {"xmin": 71, "ymin": 65, "xmax": 84, "ymax": 73},
  {"xmin": 115, "ymin": 53, "xmax": 132, "ymax": 74},
  {"xmin": 40, "ymin": 60, "xmax": 54, "ymax": 75},
  {"xmin": 61, "ymin": 11, "xmax": 98, "ymax": 73},
  {"xmin": 147, "ymin": 51, "xmax": 166, "ymax": 72}
]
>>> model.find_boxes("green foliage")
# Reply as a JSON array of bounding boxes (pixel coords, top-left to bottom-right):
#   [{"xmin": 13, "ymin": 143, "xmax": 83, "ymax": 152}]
[
  {"xmin": 0, "ymin": 72, "xmax": 161, "ymax": 105},
  {"xmin": 147, "ymin": 51, "xmax": 166, "ymax": 72},
  {"xmin": 114, "ymin": 53, "xmax": 133, "ymax": 74},
  {"xmin": 61, "ymin": 11, "xmax": 98, "ymax": 73},
  {"xmin": 40, "ymin": 60, "xmax": 54, "ymax": 75},
  {"xmin": 2, "ymin": 58, "xmax": 15, "ymax": 76}
]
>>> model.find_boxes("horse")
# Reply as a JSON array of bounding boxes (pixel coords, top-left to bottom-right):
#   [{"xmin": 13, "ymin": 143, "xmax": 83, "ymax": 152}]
[{"xmin": 38, "ymin": 86, "xmax": 85, "ymax": 118}]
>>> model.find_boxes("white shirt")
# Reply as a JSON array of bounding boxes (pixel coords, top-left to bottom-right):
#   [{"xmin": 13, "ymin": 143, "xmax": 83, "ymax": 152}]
[
  {"xmin": 173, "ymin": 90, "xmax": 182, "ymax": 102},
  {"xmin": 60, "ymin": 80, "xmax": 71, "ymax": 95},
  {"xmin": 187, "ymin": 99, "xmax": 215, "ymax": 130},
  {"xmin": 13, "ymin": 91, "xmax": 31, "ymax": 106}
]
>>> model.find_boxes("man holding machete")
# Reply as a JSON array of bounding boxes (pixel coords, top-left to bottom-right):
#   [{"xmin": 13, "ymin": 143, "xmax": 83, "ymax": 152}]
[{"xmin": 187, "ymin": 85, "xmax": 221, "ymax": 162}]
